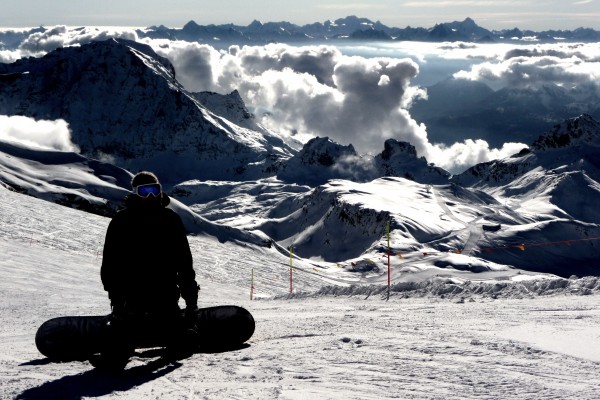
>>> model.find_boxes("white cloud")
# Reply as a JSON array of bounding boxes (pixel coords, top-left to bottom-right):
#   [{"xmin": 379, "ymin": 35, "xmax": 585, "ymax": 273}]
[
  {"xmin": 0, "ymin": 49, "xmax": 20, "ymax": 63},
  {"xmin": 17, "ymin": 25, "xmax": 138, "ymax": 56},
  {"xmin": 454, "ymin": 43, "xmax": 600, "ymax": 91},
  {"xmin": 424, "ymin": 140, "xmax": 528, "ymax": 174},
  {"xmin": 0, "ymin": 115, "xmax": 79, "ymax": 152},
  {"xmin": 151, "ymin": 40, "xmax": 430, "ymax": 155}
]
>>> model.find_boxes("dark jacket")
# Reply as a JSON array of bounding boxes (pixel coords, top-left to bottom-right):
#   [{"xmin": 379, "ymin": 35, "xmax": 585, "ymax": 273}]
[{"xmin": 101, "ymin": 194, "xmax": 198, "ymax": 315}]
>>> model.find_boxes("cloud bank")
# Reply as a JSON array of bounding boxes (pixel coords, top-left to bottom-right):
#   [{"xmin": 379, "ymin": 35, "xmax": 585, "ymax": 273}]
[
  {"xmin": 454, "ymin": 42, "xmax": 600, "ymax": 93},
  {"xmin": 0, "ymin": 25, "xmax": 138, "ymax": 61},
  {"xmin": 151, "ymin": 40, "xmax": 533, "ymax": 173},
  {"xmin": 5, "ymin": 27, "xmax": 599, "ymax": 173},
  {"xmin": 0, "ymin": 115, "xmax": 79, "ymax": 152}
]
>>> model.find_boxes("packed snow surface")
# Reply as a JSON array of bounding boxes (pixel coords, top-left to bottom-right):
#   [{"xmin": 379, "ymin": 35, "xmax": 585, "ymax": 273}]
[
  {"xmin": 2, "ymin": 26, "xmax": 600, "ymax": 400},
  {"xmin": 2, "ymin": 184, "xmax": 600, "ymax": 399}
]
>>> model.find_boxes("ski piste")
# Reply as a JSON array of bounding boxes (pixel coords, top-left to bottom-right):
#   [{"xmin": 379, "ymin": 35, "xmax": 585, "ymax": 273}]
[{"xmin": 36, "ymin": 305, "xmax": 255, "ymax": 362}]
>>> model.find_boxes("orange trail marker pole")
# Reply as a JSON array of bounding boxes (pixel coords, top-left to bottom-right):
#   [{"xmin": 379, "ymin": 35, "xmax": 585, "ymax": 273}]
[{"xmin": 250, "ymin": 268, "xmax": 254, "ymax": 301}]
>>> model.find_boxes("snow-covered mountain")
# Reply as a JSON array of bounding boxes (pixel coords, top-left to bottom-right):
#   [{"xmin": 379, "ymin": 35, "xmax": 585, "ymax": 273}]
[
  {"xmin": 0, "ymin": 140, "xmax": 132, "ymax": 216},
  {"xmin": 450, "ymin": 114, "xmax": 600, "ymax": 276},
  {"xmin": 374, "ymin": 139, "xmax": 449, "ymax": 184},
  {"xmin": 0, "ymin": 138, "xmax": 272, "ymax": 249},
  {"xmin": 453, "ymin": 114, "xmax": 600, "ymax": 187},
  {"xmin": 1, "ymin": 32, "xmax": 599, "ymax": 279},
  {"xmin": 277, "ymin": 137, "xmax": 363, "ymax": 185},
  {"xmin": 0, "ymin": 38, "xmax": 294, "ymax": 183},
  {"xmin": 2, "ymin": 110, "xmax": 595, "ymax": 279},
  {"xmin": 1, "ymin": 38, "xmax": 457, "ymax": 189},
  {"xmin": 171, "ymin": 115, "xmax": 600, "ymax": 278}
]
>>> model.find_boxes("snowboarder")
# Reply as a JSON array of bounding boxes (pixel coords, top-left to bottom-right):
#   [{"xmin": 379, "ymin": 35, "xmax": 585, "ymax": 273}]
[{"xmin": 91, "ymin": 171, "xmax": 200, "ymax": 370}]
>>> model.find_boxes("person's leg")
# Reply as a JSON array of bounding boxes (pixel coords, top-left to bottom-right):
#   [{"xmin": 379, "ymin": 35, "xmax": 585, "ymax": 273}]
[
  {"xmin": 90, "ymin": 315, "xmax": 134, "ymax": 370},
  {"xmin": 162, "ymin": 311, "xmax": 197, "ymax": 360}
]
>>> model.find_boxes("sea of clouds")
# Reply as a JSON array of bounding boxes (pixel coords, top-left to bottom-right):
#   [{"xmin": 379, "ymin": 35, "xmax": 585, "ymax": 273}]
[{"xmin": 1, "ymin": 26, "xmax": 599, "ymax": 173}]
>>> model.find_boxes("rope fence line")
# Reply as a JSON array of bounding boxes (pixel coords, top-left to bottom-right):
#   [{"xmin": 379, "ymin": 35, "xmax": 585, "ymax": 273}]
[
  {"xmin": 479, "ymin": 236, "xmax": 600, "ymax": 253},
  {"xmin": 250, "ymin": 233, "xmax": 600, "ymax": 298}
]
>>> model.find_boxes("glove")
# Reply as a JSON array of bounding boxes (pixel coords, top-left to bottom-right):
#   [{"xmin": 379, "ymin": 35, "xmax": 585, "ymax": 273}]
[
  {"xmin": 109, "ymin": 293, "xmax": 127, "ymax": 320},
  {"xmin": 184, "ymin": 305, "xmax": 199, "ymax": 330},
  {"xmin": 185, "ymin": 305, "xmax": 198, "ymax": 320}
]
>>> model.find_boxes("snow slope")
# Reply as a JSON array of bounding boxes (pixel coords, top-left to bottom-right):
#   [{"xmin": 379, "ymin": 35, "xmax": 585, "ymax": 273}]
[
  {"xmin": 2, "ymin": 183, "xmax": 600, "ymax": 399},
  {"xmin": 451, "ymin": 115, "xmax": 600, "ymax": 276}
]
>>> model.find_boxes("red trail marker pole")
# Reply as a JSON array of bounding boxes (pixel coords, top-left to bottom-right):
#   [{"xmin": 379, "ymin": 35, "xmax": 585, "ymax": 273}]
[
  {"xmin": 289, "ymin": 246, "xmax": 293, "ymax": 295},
  {"xmin": 387, "ymin": 220, "xmax": 391, "ymax": 300}
]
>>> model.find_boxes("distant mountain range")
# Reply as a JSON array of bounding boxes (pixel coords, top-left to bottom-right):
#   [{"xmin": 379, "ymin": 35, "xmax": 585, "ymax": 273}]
[
  {"xmin": 2, "ymin": 16, "xmax": 598, "ymax": 55},
  {"xmin": 137, "ymin": 16, "xmax": 600, "ymax": 46}
]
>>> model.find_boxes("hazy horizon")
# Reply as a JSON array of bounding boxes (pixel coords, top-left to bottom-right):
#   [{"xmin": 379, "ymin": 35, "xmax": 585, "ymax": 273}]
[{"xmin": 2, "ymin": 0, "xmax": 600, "ymax": 31}]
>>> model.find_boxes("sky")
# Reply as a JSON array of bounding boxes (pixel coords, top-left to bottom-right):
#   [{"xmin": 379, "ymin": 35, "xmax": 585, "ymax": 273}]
[{"xmin": 2, "ymin": 0, "xmax": 600, "ymax": 31}]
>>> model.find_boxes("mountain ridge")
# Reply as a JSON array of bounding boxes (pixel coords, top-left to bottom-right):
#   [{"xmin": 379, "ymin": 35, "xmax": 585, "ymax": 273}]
[
  {"xmin": 452, "ymin": 114, "xmax": 600, "ymax": 188},
  {"xmin": 134, "ymin": 16, "xmax": 600, "ymax": 46}
]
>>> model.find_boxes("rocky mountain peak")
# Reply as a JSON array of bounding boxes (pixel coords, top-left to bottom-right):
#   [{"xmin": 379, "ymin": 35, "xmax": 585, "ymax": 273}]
[
  {"xmin": 379, "ymin": 139, "xmax": 418, "ymax": 161},
  {"xmin": 375, "ymin": 139, "xmax": 449, "ymax": 184},
  {"xmin": 297, "ymin": 137, "xmax": 357, "ymax": 166},
  {"xmin": 531, "ymin": 114, "xmax": 600, "ymax": 151},
  {"xmin": 452, "ymin": 114, "xmax": 600, "ymax": 188}
]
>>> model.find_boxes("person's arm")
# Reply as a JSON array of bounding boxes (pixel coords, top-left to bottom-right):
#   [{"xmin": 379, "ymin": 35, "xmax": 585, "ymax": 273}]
[
  {"xmin": 172, "ymin": 213, "xmax": 199, "ymax": 309},
  {"xmin": 100, "ymin": 217, "xmax": 126, "ymax": 307}
]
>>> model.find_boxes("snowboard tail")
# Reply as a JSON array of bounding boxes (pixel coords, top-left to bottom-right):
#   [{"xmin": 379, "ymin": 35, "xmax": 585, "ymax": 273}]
[{"xmin": 35, "ymin": 305, "xmax": 255, "ymax": 362}]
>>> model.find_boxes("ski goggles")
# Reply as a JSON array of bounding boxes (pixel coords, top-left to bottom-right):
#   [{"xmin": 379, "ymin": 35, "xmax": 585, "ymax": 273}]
[{"xmin": 133, "ymin": 183, "xmax": 162, "ymax": 198}]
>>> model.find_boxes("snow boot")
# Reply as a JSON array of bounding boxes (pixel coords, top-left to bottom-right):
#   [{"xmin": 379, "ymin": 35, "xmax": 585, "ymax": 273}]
[
  {"xmin": 162, "ymin": 325, "xmax": 199, "ymax": 361},
  {"xmin": 89, "ymin": 352, "xmax": 130, "ymax": 372}
]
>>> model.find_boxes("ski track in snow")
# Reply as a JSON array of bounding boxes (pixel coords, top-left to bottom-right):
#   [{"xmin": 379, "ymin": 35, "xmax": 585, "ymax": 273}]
[
  {"xmin": 431, "ymin": 187, "xmax": 498, "ymax": 256},
  {"xmin": 2, "ymin": 187, "xmax": 600, "ymax": 399}
]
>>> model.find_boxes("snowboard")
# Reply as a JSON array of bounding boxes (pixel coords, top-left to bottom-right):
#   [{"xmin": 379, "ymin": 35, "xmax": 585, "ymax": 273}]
[{"xmin": 35, "ymin": 305, "xmax": 255, "ymax": 362}]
